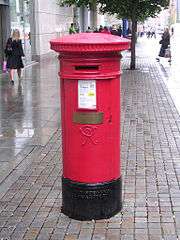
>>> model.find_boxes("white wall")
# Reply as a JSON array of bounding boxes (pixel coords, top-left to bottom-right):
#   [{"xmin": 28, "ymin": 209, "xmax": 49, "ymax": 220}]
[{"xmin": 31, "ymin": 0, "xmax": 73, "ymax": 60}]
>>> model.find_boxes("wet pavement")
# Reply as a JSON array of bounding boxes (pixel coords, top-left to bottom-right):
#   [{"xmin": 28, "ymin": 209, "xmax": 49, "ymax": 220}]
[
  {"xmin": 0, "ymin": 38, "xmax": 180, "ymax": 239},
  {"xmin": 0, "ymin": 61, "xmax": 60, "ymax": 195},
  {"xmin": 138, "ymin": 35, "xmax": 180, "ymax": 114}
]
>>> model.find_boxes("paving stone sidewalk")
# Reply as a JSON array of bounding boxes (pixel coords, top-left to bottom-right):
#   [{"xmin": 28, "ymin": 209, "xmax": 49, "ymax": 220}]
[{"xmin": 0, "ymin": 40, "xmax": 180, "ymax": 239}]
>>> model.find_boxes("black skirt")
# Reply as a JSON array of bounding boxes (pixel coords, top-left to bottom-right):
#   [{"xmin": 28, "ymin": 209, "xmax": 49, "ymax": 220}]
[
  {"xmin": 7, "ymin": 55, "xmax": 24, "ymax": 69},
  {"xmin": 159, "ymin": 45, "xmax": 168, "ymax": 58}
]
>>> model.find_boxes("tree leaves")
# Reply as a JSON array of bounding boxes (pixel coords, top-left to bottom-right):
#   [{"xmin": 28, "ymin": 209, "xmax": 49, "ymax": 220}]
[
  {"xmin": 58, "ymin": 0, "xmax": 170, "ymax": 69},
  {"xmin": 59, "ymin": 0, "xmax": 170, "ymax": 22}
]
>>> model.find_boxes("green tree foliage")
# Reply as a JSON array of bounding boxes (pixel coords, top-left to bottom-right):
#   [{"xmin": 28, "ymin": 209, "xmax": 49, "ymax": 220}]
[
  {"xmin": 59, "ymin": 0, "xmax": 170, "ymax": 69},
  {"xmin": 99, "ymin": 0, "xmax": 169, "ymax": 21}
]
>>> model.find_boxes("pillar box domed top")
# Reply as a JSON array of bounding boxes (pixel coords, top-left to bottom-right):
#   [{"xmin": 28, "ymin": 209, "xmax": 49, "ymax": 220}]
[{"xmin": 50, "ymin": 33, "xmax": 130, "ymax": 53}]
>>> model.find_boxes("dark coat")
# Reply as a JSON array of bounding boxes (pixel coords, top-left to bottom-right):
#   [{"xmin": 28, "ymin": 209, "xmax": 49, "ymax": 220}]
[
  {"xmin": 111, "ymin": 29, "xmax": 118, "ymax": 36},
  {"xmin": 5, "ymin": 38, "xmax": 24, "ymax": 69},
  {"xmin": 159, "ymin": 31, "xmax": 170, "ymax": 57}
]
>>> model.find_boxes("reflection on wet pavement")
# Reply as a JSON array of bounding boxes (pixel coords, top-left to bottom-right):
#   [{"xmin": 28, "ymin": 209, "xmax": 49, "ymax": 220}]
[{"xmin": 0, "ymin": 60, "xmax": 60, "ymax": 184}]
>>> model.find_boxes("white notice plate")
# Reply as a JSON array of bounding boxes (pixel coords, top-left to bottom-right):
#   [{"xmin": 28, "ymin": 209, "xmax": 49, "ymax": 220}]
[{"xmin": 78, "ymin": 80, "xmax": 96, "ymax": 109}]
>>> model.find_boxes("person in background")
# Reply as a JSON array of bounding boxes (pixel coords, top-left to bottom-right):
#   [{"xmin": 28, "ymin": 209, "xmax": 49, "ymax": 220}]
[
  {"xmin": 127, "ymin": 27, "xmax": 132, "ymax": 35},
  {"xmin": 69, "ymin": 23, "xmax": 76, "ymax": 34},
  {"xmin": 171, "ymin": 27, "xmax": 174, "ymax": 36},
  {"xmin": 28, "ymin": 32, "xmax": 31, "ymax": 45},
  {"xmin": 137, "ymin": 24, "xmax": 144, "ymax": 37},
  {"xmin": 140, "ymin": 26, "xmax": 145, "ymax": 37},
  {"xmin": 99, "ymin": 25, "xmax": 103, "ymax": 33},
  {"xmin": 151, "ymin": 27, "xmax": 156, "ymax": 38},
  {"xmin": 111, "ymin": 25, "xmax": 118, "ymax": 36},
  {"xmin": 93, "ymin": 27, "xmax": 99, "ymax": 33},
  {"xmin": 156, "ymin": 27, "xmax": 171, "ymax": 62},
  {"xmin": 86, "ymin": 26, "xmax": 92, "ymax": 33},
  {"xmin": 101, "ymin": 26, "xmax": 111, "ymax": 34},
  {"xmin": 117, "ymin": 25, "xmax": 122, "ymax": 37},
  {"xmin": 5, "ymin": 29, "xmax": 24, "ymax": 85}
]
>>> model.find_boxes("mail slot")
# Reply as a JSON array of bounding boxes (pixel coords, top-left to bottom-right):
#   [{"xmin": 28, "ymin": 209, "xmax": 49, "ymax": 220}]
[
  {"xmin": 50, "ymin": 33, "xmax": 130, "ymax": 220},
  {"xmin": 75, "ymin": 65, "xmax": 99, "ymax": 71}
]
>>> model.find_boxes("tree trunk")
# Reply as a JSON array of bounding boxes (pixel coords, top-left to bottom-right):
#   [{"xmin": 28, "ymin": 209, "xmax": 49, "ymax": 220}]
[{"xmin": 130, "ymin": 19, "xmax": 137, "ymax": 70}]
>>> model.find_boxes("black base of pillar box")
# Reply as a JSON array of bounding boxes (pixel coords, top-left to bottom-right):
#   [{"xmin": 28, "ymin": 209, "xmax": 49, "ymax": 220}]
[{"xmin": 61, "ymin": 177, "xmax": 122, "ymax": 221}]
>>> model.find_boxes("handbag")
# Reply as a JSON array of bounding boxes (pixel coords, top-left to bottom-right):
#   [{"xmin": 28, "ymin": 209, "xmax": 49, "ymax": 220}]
[
  {"xmin": 2, "ymin": 60, "xmax": 7, "ymax": 73},
  {"xmin": 164, "ymin": 47, "xmax": 171, "ymax": 58}
]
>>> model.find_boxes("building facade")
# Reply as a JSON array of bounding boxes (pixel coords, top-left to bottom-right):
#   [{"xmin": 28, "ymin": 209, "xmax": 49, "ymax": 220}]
[
  {"xmin": 0, "ymin": 0, "xmax": 73, "ymax": 71},
  {"xmin": 30, "ymin": 1, "xmax": 73, "ymax": 61},
  {"xmin": 169, "ymin": 0, "xmax": 180, "ymax": 24},
  {"xmin": 0, "ymin": 0, "xmax": 10, "ymax": 70},
  {"xmin": 169, "ymin": 0, "xmax": 180, "ymax": 36}
]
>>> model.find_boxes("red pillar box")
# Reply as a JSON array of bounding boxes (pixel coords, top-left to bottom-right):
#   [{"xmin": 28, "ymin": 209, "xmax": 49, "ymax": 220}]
[{"xmin": 50, "ymin": 33, "xmax": 130, "ymax": 220}]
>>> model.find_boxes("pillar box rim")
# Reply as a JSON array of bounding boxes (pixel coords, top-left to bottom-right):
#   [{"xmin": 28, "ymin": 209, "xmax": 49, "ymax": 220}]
[{"xmin": 50, "ymin": 33, "xmax": 130, "ymax": 53}]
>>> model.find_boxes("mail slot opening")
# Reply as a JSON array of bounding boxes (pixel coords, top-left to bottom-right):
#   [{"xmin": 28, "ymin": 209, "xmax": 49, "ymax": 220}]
[{"xmin": 75, "ymin": 65, "xmax": 99, "ymax": 71}]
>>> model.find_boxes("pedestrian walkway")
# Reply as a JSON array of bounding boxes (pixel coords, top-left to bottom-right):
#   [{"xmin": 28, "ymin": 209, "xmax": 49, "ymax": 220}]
[
  {"xmin": 0, "ymin": 61, "xmax": 60, "ymax": 195},
  {"xmin": 0, "ymin": 38, "xmax": 180, "ymax": 240},
  {"xmin": 137, "ymin": 35, "xmax": 180, "ymax": 114}
]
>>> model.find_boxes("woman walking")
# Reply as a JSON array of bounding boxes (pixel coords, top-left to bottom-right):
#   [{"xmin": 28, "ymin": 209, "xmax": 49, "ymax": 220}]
[
  {"xmin": 5, "ymin": 29, "xmax": 24, "ymax": 84},
  {"xmin": 156, "ymin": 27, "xmax": 170, "ymax": 62}
]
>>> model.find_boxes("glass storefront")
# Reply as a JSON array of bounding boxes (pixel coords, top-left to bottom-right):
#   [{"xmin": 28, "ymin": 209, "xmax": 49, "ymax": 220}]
[
  {"xmin": 9, "ymin": 0, "xmax": 31, "ymax": 64},
  {"xmin": 0, "ymin": 7, "xmax": 3, "ymax": 69},
  {"xmin": 0, "ymin": 2, "xmax": 10, "ymax": 73},
  {"xmin": 0, "ymin": 0, "xmax": 32, "ymax": 73}
]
